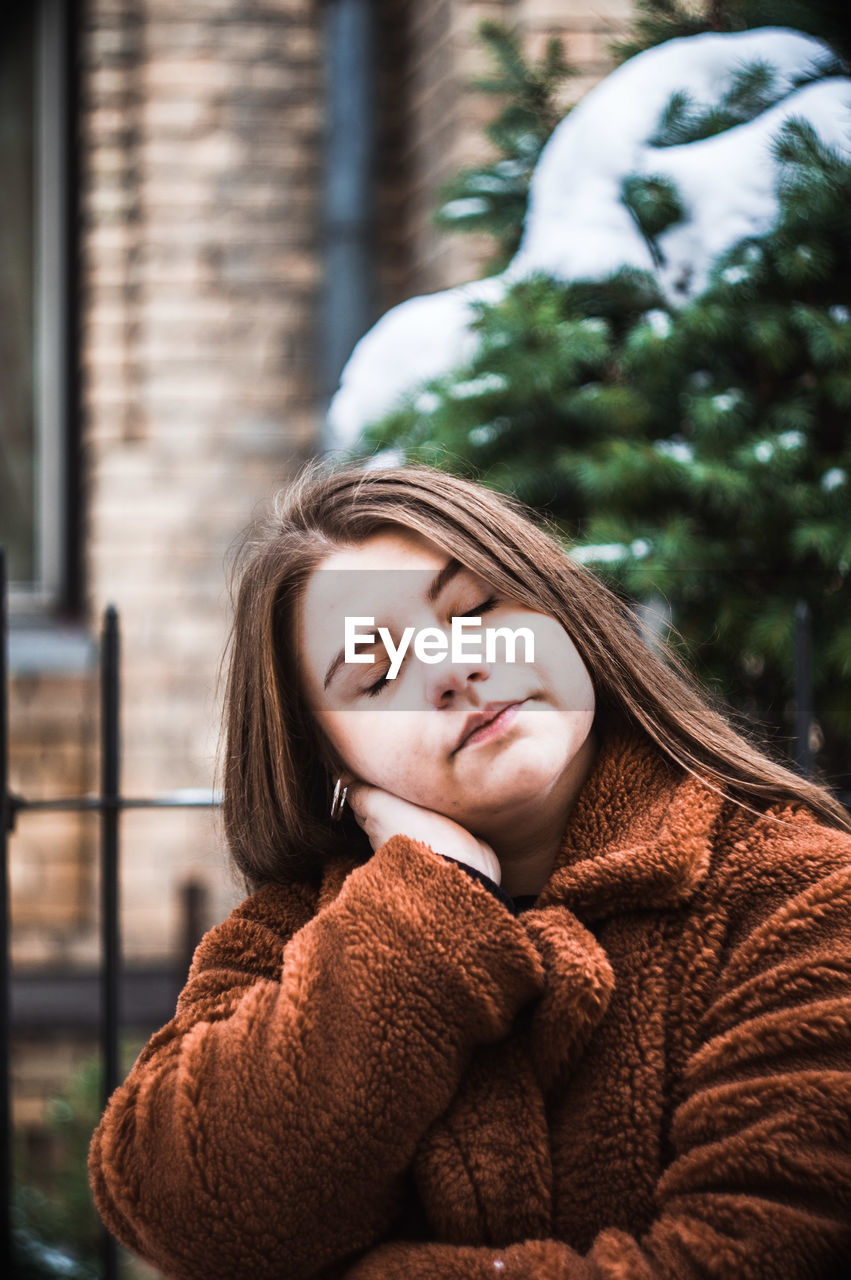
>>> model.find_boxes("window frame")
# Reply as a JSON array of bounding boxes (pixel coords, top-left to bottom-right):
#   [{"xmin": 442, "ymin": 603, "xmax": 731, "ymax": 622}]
[{"xmin": 8, "ymin": 0, "xmax": 76, "ymax": 617}]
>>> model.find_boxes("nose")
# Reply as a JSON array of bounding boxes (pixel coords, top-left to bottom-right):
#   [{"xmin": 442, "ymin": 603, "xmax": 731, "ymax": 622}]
[{"xmin": 424, "ymin": 652, "xmax": 490, "ymax": 708}]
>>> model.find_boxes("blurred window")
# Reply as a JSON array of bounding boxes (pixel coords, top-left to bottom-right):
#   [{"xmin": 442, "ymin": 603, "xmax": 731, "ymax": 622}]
[{"xmin": 0, "ymin": 0, "xmax": 71, "ymax": 612}]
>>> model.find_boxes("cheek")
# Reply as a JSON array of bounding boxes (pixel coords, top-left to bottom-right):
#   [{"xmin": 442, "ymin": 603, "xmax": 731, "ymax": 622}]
[
  {"xmin": 353, "ymin": 718, "xmax": 449, "ymax": 806},
  {"xmin": 321, "ymin": 711, "xmax": 373, "ymax": 777},
  {"xmin": 535, "ymin": 623, "xmax": 595, "ymax": 710},
  {"xmin": 570, "ymin": 654, "xmax": 595, "ymax": 712},
  {"xmin": 321, "ymin": 710, "xmax": 422, "ymax": 789}
]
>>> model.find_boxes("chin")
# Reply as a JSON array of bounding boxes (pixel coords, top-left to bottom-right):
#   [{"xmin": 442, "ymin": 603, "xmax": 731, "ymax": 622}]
[{"xmin": 467, "ymin": 770, "xmax": 554, "ymax": 824}]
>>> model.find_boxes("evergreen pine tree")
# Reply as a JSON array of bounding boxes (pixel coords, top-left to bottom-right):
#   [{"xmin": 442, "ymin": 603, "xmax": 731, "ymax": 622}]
[
  {"xmin": 614, "ymin": 1, "xmax": 851, "ymax": 67},
  {"xmin": 351, "ymin": 14, "xmax": 851, "ymax": 792}
]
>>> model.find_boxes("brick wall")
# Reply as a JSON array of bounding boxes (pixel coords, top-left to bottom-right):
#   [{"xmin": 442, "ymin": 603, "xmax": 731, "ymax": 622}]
[
  {"xmin": 77, "ymin": 0, "xmax": 324, "ymax": 962},
  {"xmin": 8, "ymin": 666, "xmax": 98, "ymax": 963}
]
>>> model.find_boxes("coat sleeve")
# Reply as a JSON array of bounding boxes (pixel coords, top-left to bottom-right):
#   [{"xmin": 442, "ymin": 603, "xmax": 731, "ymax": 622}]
[
  {"xmin": 87, "ymin": 835, "xmax": 545, "ymax": 1280},
  {"xmin": 336, "ymin": 850, "xmax": 851, "ymax": 1280}
]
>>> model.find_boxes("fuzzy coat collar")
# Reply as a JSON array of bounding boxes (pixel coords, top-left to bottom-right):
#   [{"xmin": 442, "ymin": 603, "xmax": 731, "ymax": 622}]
[
  {"xmin": 538, "ymin": 725, "xmax": 723, "ymax": 922},
  {"xmin": 515, "ymin": 727, "xmax": 724, "ymax": 1097}
]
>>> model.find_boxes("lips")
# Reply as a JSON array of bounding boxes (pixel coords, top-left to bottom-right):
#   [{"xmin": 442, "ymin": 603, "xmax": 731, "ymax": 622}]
[{"xmin": 452, "ymin": 700, "xmax": 524, "ymax": 754}]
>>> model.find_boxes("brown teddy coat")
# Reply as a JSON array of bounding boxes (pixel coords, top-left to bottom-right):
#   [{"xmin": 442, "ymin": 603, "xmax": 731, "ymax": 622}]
[{"xmin": 88, "ymin": 729, "xmax": 851, "ymax": 1279}]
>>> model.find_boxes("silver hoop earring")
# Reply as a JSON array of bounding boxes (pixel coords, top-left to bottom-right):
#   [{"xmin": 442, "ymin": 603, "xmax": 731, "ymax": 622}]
[{"xmin": 330, "ymin": 777, "xmax": 348, "ymax": 821}]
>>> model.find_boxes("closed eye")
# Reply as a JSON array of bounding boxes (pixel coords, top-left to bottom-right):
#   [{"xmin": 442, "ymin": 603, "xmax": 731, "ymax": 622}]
[
  {"xmin": 461, "ymin": 596, "xmax": 500, "ymax": 618},
  {"xmin": 364, "ymin": 671, "xmax": 390, "ymax": 698}
]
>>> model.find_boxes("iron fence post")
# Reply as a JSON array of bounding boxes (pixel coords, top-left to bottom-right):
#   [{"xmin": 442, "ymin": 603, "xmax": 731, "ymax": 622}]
[{"xmin": 100, "ymin": 605, "xmax": 120, "ymax": 1280}]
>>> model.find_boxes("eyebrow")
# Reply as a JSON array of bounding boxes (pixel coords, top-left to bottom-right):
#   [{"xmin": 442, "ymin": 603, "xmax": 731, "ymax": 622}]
[{"xmin": 322, "ymin": 557, "xmax": 463, "ymax": 690}]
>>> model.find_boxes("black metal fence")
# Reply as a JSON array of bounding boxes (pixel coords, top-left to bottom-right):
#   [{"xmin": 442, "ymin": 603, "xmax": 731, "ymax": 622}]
[
  {"xmin": 0, "ymin": 547, "xmax": 843, "ymax": 1279},
  {"xmin": 1, "ymin": 549, "xmax": 219, "ymax": 1279}
]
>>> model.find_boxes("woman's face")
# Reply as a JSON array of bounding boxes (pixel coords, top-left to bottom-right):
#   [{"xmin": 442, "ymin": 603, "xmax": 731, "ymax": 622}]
[{"xmin": 296, "ymin": 527, "xmax": 595, "ymax": 841}]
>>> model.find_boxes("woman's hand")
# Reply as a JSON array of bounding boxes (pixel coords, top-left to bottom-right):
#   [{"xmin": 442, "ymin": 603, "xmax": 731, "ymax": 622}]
[{"xmin": 346, "ymin": 783, "xmax": 502, "ymax": 885}]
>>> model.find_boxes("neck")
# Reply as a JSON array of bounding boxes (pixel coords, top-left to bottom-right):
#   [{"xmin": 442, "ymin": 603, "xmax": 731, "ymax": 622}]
[{"xmin": 490, "ymin": 730, "xmax": 599, "ymax": 898}]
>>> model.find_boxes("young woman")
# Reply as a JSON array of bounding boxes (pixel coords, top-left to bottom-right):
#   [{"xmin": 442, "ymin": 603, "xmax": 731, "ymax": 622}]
[{"xmin": 89, "ymin": 460, "xmax": 851, "ymax": 1280}]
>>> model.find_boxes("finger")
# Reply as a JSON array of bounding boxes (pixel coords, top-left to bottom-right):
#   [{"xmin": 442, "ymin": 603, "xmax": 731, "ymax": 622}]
[{"xmin": 344, "ymin": 781, "xmax": 370, "ymax": 821}]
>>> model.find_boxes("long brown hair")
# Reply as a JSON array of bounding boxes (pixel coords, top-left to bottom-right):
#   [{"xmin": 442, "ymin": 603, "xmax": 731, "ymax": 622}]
[{"xmin": 221, "ymin": 457, "xmax": 850, "ymax": 891}]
